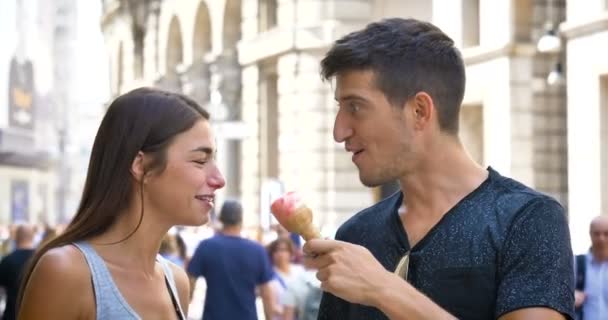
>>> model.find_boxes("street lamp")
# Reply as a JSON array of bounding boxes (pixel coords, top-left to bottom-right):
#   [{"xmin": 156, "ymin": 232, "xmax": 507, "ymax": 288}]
[
  {"xmin": 547, "ymin": 63, "xmax": 565, "ymax": 86},
  {"xmin": 537, "ymin": 24, "xmax": 562, "ymax": 54}
]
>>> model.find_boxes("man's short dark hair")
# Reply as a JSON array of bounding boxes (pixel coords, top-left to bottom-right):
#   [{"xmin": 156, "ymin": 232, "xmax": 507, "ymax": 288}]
[
  {"xmin": 219, "ymin": 199, "xmax": 243, "ymax": 226},
  {"xmin": 321, "ymin": 18, "xmax": 466, "ymax": 134}
]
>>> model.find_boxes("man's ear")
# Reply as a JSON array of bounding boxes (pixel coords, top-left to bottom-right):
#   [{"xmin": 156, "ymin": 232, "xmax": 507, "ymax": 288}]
[
  {"xmin": 130, "ymin": 151, "xmax": 146, "ymax": 183},
  {"xmin": 410, "ymin": 92, "xmax": 435, "ymax": 130}
]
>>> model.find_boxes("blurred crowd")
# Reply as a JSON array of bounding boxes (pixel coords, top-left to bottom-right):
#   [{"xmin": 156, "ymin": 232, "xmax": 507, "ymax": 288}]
[{"xmin": 0, "ymin": 211, "xmax": 320, "ymax": 320}]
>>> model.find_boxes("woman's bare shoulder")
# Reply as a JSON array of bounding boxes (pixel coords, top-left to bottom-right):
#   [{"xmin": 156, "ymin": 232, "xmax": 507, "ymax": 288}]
[
  {"xmin": 37, "ymin": 245, "xmax": 90, "ymax": 276},
  {"xmin": 19, "ymin": 244, "xmax": 94, "ymax": 319}
]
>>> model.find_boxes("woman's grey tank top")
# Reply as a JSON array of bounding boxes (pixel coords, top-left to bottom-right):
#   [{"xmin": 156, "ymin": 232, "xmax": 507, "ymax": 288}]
[{"xmin": 73, "ymin": 241, "xmax": 186, "ymax": 319}]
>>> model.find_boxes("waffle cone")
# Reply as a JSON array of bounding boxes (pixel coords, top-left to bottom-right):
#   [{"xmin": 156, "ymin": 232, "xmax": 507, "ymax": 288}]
[{"xmin": 281, "ymin": 205, "xmax": 321, "ymax": 241}]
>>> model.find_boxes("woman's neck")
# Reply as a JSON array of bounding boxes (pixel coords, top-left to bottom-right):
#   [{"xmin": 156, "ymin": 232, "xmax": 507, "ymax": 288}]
[
  {"xmin": 89, "ymin": 207, "xmax": 169, "ymax": 276},
  {"xmin": 276, "ymin": 262, "xmax": 291, "ymax": 274}
]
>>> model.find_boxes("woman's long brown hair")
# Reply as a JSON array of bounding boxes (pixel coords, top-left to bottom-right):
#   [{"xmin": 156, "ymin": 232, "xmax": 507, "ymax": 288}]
[{"xmin": 17, "ymin": 87, "xmax": 209, "ymax": 311}]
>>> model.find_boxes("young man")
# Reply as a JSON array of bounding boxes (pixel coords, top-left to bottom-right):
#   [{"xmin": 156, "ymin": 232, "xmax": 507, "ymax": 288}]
[
  {"xmin": 574, "ymin": 215, "xmax": 608, "ymax": 320},
  {"xmin": 187, "ymin": 200, "xmax": 275, "ymax": 320},
  {"xmin": 304, "ymin": 18, "xmax": 575, "ymax": 320}
]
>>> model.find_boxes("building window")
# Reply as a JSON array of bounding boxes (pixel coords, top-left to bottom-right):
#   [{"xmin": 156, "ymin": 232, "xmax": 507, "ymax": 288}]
[
  {"xmin": 133, "ymin": 26, "xmax": 144, "ymax": 79},
  {"xmin": 462, "ymin": 0, "xmax": 480, "ymax": 48},
  {"xmin": 258, "ymin": 0, "xmax": 277, "ymax": 32},
  {"xmin": 259, "ymin": 64, "xmax": 279, "ymax": 178}
]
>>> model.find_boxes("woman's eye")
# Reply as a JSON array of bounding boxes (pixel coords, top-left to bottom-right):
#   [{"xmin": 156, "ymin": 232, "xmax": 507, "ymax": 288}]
[
  {"xmin": 194, "ymin": 160, "xmax": 207, "ymax": 165},
  {"xmin": 349, "ymin": 102, "xmax": 360, "ymax": 113}
]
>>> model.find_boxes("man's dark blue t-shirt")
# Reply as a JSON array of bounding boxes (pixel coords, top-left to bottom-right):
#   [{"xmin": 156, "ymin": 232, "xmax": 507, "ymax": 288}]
[
  {"xmin": 317, "ymin": 167, "xmax": 575, "ymax": 320},
  {"xmin": 187, "ymin": 233, "xmax": 273, "ymax": 320}
]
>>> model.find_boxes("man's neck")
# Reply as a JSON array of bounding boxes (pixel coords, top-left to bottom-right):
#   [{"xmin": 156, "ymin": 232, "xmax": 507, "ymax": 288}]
[
  {"xmin": 591, "ymin": 248, "xmax": 608, "ymax": 262},
  {"xmin": 222, "ymin": 226, "xmax": 242, "ymax": 236},
  {"xmin": 398, "ymin": 139, "xmax": 487, "ymax": 218},
  {"xmin": 277, "ymin": 263, "xmax": 291, "ymax": 274},
  {"xmin": 16, "ymin": 241, "xmax": 34, "ymax": 250}
]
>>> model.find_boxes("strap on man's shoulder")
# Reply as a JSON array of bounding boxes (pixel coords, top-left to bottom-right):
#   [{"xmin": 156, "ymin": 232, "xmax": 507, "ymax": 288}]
[{"xmin": 575, "ymin": 254, "xmax": 586, "ymax": 290}]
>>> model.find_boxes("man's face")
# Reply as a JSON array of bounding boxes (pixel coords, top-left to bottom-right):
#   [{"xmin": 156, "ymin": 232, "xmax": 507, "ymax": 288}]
[
  {"xmin": 333, "ymin": 70, "xmax": 416, "ymax": 187},
  {"xmin": 590, "ymin": 217, "xmax": 608, "ymax": 252}
]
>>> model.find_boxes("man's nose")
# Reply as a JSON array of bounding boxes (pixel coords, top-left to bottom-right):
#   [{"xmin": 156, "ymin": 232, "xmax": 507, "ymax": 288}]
[{"xmin": 333, "ymin": 111, "xmax": 353, "ymax": 143}]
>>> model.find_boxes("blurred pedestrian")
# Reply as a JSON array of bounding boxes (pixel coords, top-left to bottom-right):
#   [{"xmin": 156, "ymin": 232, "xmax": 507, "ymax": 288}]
[
  {"xmin": 0, "ymin": 224, "xmax": 35, "ymax": 320},
  {"xmin": 160, "ymin": 233, "xmax": 185, "ymax": 268},
  {"xmin": 266, "ymin": 238, "xmax": 305, "ymax": 320},
  {"xmin": 187, "ymin": 199, "xmax": 275, "ymax": 320},
  {"xmin": 282, "ymin": 268, "xmax": 322, "ymax": 320},
  {"xmin": 574, "ymin": 215, "xmax": 608, "ymax": 320},
  {"xmin": 17, "ymin": 87, "xmax": 225, "ymax": 319}
]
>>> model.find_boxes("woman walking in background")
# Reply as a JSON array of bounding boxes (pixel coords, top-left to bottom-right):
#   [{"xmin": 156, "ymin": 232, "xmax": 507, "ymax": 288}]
[{"xmin": 267, "ymin": 238, "xmax": 305, "ymax": 320}]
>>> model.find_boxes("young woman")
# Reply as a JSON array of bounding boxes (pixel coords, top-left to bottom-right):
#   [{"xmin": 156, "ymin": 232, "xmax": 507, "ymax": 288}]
[{"xmin": 18, "ymin": 88, "xmax": 225, "ymax": 319}]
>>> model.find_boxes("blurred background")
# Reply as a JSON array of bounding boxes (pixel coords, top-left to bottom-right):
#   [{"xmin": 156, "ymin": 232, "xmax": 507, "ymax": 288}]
[{"xmin": 0, "ymin": 0, "xmax": 606, "ymax": 260}]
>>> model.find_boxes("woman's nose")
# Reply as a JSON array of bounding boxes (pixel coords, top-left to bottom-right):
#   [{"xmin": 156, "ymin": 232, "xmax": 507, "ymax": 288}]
[{"xmin": 208, "ymin": 165, "xmax": 226, "ymax": 189}]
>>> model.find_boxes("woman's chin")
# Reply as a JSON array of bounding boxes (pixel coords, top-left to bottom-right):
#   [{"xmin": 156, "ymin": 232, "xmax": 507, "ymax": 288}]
[{"xmin": 181, "ymin": 212, "xmax": 210, "ymax": 227}]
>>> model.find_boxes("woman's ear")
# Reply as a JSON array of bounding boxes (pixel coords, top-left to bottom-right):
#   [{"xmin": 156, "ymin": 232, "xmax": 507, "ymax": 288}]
[{"xmin": 130, "ymin": 151, "xmax": 146, "ymax": 183}]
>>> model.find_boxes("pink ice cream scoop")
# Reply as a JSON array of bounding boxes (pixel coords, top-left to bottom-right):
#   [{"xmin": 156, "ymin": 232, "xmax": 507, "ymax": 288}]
[{"xmin": 271, "ymin": 192, "xmax": 321, "ymax": 241}]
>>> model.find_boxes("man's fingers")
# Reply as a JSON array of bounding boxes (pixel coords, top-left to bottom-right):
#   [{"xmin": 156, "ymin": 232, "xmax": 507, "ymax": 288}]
[
  {"xmin": 316, "ymin": 267, "xmax": 330, "ymax": 282},
  {"xmin": 303, "ymin": 251, "xmax": 334, "ymax": 269},
  {"xmin": 303, "ymin": 238, "xmax": 344, "ymax": 256}
]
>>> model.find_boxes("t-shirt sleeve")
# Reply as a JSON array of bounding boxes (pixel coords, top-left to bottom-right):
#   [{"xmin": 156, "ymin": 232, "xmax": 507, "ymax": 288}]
[
  {"xmin": 186, "ymin": 241, "xmax": 207, "ymax": 278},
  {"xmin": 496, "ymin": 198, "xmax": 575, "ymax": 319},
  {"xmin": 257, "ymin": 245, "xmax": 274, "ymax": 285}
]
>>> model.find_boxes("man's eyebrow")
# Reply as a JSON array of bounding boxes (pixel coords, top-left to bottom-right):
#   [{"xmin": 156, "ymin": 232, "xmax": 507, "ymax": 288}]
[{"xmin": 334, "ymin": 94, "xmax": 369, "ymax": 103}]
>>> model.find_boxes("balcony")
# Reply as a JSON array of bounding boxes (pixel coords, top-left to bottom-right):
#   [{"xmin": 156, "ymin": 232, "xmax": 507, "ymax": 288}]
[{"xmin": 0, "ymin": 128, "xmax": 54, "ymax": 169}]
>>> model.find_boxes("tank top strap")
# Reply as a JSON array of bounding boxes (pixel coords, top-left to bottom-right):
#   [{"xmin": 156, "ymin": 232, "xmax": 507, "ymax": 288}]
[
  {"xmin": 156, "ymin": 254, "xmax": 186, "ymax": 319},
  {"xmin": 73, "ymin": 241, "xmax": 140, "ymax": 319}
]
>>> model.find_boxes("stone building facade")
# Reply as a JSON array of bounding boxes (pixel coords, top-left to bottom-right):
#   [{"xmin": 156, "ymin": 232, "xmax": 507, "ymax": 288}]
[
  {"xmin": 100, "ymin": 0, "xmax": 582, "ymax": 240},
  {"xmin": 561, "ymin": 0, "xmax": 608, "ymax": 252}
]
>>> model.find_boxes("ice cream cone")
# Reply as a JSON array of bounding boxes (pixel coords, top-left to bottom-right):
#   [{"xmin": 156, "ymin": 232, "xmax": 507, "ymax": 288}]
[{"xmin": 271, "ymin": 192, "xmax": 321, "ymax": 241}]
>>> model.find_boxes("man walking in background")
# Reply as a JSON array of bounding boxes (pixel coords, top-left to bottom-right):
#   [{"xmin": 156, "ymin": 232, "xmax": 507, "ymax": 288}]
[
  {"xmin": 575, "ymin": 215, "xmax": 608, "ymax": 320},
  {"xmin": 187, "ymin": 200, "xmax": 275, "ymax": 320},
  {"xmin": 0, "ymin": 224, "xmax": 36, "ymax": 320}
]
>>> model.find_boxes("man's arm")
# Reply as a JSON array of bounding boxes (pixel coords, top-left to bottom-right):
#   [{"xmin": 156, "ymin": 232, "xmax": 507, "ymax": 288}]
[
  {"xmin": 574, "ymin": 290, "xmax": 586, "ymax": 308},
  {"xmin": 305, "ymin": 238, "xmax": 571, "ymax": 320},
  {"xmin": 185, "ymin": 242, "xmax": 206, "ymax": 302},
  {"xmin": 304, "ymin": 239, "xmax": 456, "ymax": 320},
  {"xmin": 282, "ymin": 305, "xmax": 296, "ymax": 320},
  {"xmin": 188, "ymin": 276, "xmax": 197, "ymax": 301},
  {"xmin": 499, "ymin": 308, "xmax": 567, "ymax": 320},
  {"xmin": 258, "ymin": 281, "xmax": 276, "ymax": 320}
]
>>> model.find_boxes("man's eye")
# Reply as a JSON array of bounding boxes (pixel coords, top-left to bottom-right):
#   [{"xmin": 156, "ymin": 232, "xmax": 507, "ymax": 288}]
[
  {"xmin": 194, "ymin": 160, "xmax": 207, "ymax": 165},
  {"xmin": 348, "ymin": 102, "xmax": 360, "ymax": 113}
]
